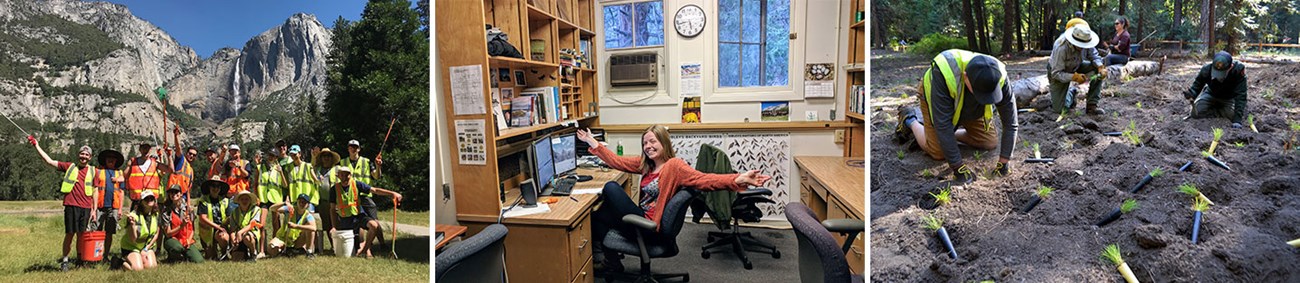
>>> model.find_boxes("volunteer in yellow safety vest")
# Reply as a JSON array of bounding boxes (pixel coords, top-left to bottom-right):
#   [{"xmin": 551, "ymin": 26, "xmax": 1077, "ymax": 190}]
[
  {"xmin": 121, "ymin": 190, "xmax": 160, "ymax": 271},
  {"xmin": 267, "ymin": 194, "xmax": 317, "ymax": 258},
  {"xmin": 285, "ymin": 145, "xmax": 319, "ymax": 207},
  {"xmin": 341, "ymin": 140, "xmax": 388, "ymax": 254},
  {"xmin": 329, "ymin": 166, "xmax": 402, "ymax": 258},
  {"xmin": 895, "ymin": 49, "xmax": 1019, "ymax": 185},
  {"xmin": 126, "ymin": 143, "xmax": 173, "ymax": 207},
  {"xmin": 257, "ymin": 150, "xmax": 290, "ymax": 241},
  {"xmin": 196, "ymin": 179, "xmax": 234, "ymax": 260},
  {"xmin": 30, "ymin": 137, "xmax": 100, "ymax": 272},
  {"xmin": 92, "ymin": 149, "xmax": 126, "ymax": 261},
  {"xmin": 229, "ymin": 190, "xmax": 263, "ymax": 261}
]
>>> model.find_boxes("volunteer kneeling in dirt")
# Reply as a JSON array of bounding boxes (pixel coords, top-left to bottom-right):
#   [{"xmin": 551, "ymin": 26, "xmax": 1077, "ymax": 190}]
[
  {"xmin": 1050, "ymin": 24, "xmax": 1109, "ymax": 115},
  {"xmin": 1183, "ymin": 51, "xmax": 1249, "ymax": 128},
  {"xmin": 896, "ymin": 49, "xmax": 1018, "ymax": 184},
  {"xmin": 120, "ymin": 190, "xmax": 161, "ymax": 271},
  {"xmin": 29, "ymin": 137, "xmax": 99, "ymax": 271}
]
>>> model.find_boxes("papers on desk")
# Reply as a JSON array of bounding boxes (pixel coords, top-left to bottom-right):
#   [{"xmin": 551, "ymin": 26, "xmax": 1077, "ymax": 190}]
[
  {"xmin": 435, "ymin": 232, "xmax": 445, "ymax": 244},
  {"xmin": 502, "ymin": 203, "xmax": 551, "ymax": 218},
  {"xmin": 570, "ymin": 188, "xmax": 603, "ymax": 195}
]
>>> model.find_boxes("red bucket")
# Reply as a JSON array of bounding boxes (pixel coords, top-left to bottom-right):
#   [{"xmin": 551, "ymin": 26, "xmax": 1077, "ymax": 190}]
[{"xmin": 78, "ymin": 231, "xmax": 106, "ymax": 262}]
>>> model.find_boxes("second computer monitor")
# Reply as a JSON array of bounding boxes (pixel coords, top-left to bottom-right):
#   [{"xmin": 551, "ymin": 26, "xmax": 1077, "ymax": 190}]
[
  {"xmin": 552, "ymin": 133, "xmax": 577, "ymax": 176},
  {"xmin": 532, "ymin": 135, "xmax": 555, "ymax": 191}
]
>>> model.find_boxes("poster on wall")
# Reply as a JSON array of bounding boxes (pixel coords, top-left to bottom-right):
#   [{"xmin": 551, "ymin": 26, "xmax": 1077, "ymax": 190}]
[
  {"xmin": 803, "ymin": 63, "xmax": 835, "ymax": 98},
  {"xmin": 450, "ymin": 65, "xmax": 487, "ymax": 115},
  {"xmin": 682, "ymin": 97, "xmax": 701, "ymax": 123},
  {"xmin": 455, "ymin": 119, "xmax": 487, "ymax": 165},
  {"xmin": 760, "ymin": 101, "xmax": 790, "ymax": 121},
  {"xmin": 680, "ymin": 63, "xmax": 703, "ymax": 97}
]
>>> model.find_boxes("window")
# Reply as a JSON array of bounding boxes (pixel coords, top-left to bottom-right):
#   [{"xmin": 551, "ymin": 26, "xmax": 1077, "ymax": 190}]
[
  {"xmin": 718, "ymin": 0, "xmax": 790, "ymax": 87},
  {"xmin": 603, "ymin": 1, "xmax": 664, "ymax": 49}
]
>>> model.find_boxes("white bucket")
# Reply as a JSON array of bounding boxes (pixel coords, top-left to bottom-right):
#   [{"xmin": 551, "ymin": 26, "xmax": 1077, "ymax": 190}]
[{"xmin": 332, "ymin": 230, "xmax": 355, "ymax": 257}]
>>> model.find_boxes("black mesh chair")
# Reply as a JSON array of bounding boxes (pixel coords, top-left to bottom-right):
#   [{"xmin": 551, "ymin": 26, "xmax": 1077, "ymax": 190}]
[
  {"xmin": 601, "ymin": 189, "xmax": 699, "ymax": 282},
  {"xmin": 785, "ymin": 203, "xmax": 864, "ymax": 283},
  {"xmin": 695, "ymin": 188, "xmax": 780, "ymax": 269},
  {"xmin": 435, "ymin": 224, "xmax": 508, "ymax": 283}
]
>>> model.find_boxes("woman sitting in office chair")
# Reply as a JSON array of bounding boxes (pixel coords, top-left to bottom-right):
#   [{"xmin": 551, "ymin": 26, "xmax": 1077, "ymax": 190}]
[{"xmin": 576, "ymin": 125, "xmax": 771, "ymax": 272}]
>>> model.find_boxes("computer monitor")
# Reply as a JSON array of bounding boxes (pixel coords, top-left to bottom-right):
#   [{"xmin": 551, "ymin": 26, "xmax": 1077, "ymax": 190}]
[
  {"xmin": 531, "ymin": 135, "xmax": 555, "ymax": 191},
  {"xmin": 552, "ymin": 133, "xmax": 577, "ymax": 176}
]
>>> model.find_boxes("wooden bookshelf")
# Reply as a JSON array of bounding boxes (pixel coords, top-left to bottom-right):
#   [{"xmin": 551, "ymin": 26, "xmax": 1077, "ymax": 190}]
[
  {"xmin": 843, "ymin": 0, "xmax": 866, "ymax": 158},
  {"xmin": 437, "ymin": 0, "xmax": 601, "ymax": 281},
  {"xmin": 602, "ymin": 121, "xmax": 856, "ymax": 133}
]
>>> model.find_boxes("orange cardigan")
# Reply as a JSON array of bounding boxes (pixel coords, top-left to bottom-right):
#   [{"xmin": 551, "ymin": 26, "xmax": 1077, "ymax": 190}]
[{"xmin": 590, "ymin": 143, "xmax": 747, "ymax": 230}]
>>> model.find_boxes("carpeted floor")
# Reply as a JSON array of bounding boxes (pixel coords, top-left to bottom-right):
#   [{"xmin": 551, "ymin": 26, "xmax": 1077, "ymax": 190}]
[{"xmin": 596, "ymin": 222, "xmax": 800, "ymax": 283}]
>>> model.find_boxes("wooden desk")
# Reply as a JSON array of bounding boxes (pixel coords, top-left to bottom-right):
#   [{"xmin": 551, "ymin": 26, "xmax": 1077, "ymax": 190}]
[
  {"xmin": 795, "ymin": 156, "xmax": 865, "ymax": 274},
  {"xmin": 435, "ymin": 224, "xmax": 468, "ymax": 251},
  {"xmin": 459, "ymin": 167, "xmax": 630, "ymax": 283}
]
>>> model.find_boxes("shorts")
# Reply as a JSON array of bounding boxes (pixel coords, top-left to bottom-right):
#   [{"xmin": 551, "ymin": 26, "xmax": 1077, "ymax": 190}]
[
  {"xmin": 63, "ymin": 206, "xmax": 91, "ymax": 234},
  {"xmin": 93, "ymin": 208, "xmax": 120, "ymax": 234},
  {"xmin": 361, "ymin": 203, "xmax": 378, "ymax": 222},
  {"xmin": 334, "ymin": 215, "xmax": 367, "ymax": 230}
]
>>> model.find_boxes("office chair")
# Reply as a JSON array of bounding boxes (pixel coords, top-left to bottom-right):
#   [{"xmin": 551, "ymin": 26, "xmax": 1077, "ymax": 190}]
[
  {"xmin": 435, "ymin": 224, "xmax": 509, "ymax": 283},
  {"xmin": 785, "ymin": 203, "xmax": 864, "ymax": 283},
  {"xmin": 602, "ymin": 189, "xmax": 699, "ymax": 282},
  {"xmin": 689, "ymin": 144, "xmax": 780, "ymax": 269}
]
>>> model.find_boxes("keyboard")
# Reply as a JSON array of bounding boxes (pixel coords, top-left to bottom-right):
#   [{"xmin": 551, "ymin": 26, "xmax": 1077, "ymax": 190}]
[{"xmin": 550, "ymin": 178, "xmax": 578, "ymax": 196}]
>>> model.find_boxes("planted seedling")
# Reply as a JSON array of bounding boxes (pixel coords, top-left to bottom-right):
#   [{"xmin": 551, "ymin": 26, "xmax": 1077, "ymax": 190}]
[
  {"xmin": 1096, "ymin": 199, "xmax": 1138, "ymax": 227},
  {"xmin": 1101, "ymin": 244, "xmax": 1139, "ymax": 283},
  {"xmin": 929, "ymin": 187, "xmax": 953, "ymax": 207},
  {"xmin": 1020, "ymin": 185, "xmax": 1055, "ymax": 213},
  {"xmin": 921, "ymin": 168, "xmax": 935, "ymax": 178},
  {"xmin": 922, "ymin": 214, "xmax": 958, "ymax": 260},
  {"xmin": 1121, "ymin": 121, "xmax": 1143, "ymax": 146},
  {"xmin": 1056, "ymin": 110, "xmax": 1067, "ymax": 122},
  {"xmin": 1128, "ymin": 167, "xmax": 1163, "ymax": 193},
  {"xmin": 1205, "ymin": 128, "xmax": 1225, "ymax": 156},
  {"xmin": 1177, "ymin": 183, "xmax": 1215, "ymax": 206},
  {"xmin": 1135, "ymin": 101, "xmax": 1143, "ymax": 109},
  {"xmin": 897, "ymin": 150, "xmax": 905, "ymax": 160},
  {"xmin": 1233, "ymin": 141, "xmax": 1245, "ymax": 148},
  {"xmin": 1289, "ymin": 238, "xmax": 1300, "ymax": 248},
  {"xmin": 1247, "ymin": 114, "xmax": 1258, "ymax": 133},
  {"xmin": 973, "ymin": 150, "xmax": 985, "ymax": 160},
  {"xmin": 1190, "ymin": 197, "xmax": 1209, "ymax": 244},
  {"xmin": 1026, "ymin": 142, "xmax": 1055, "ymax": 163}
]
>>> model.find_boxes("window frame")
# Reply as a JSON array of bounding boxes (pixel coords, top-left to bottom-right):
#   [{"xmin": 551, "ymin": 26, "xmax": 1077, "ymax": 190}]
[
  {"xmin": 707, "ymin": 0, "xmax": 802, "ymax": 102},
  {"xmin": 598, "ymin": 0, "xmax": 674, "ymax": 106},
  {"xmin": 602, "ymin": 0, "xmax": 665, "ymax": 50}
]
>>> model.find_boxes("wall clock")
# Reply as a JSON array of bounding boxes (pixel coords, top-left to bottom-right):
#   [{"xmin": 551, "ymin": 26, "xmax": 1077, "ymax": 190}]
[{"xmin": 674, "ymin": 4, "xmax": 705, "ymax": 38}]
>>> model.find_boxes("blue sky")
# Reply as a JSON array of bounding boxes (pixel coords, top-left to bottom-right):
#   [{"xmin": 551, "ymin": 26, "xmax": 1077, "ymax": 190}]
[{"xmin": 105, "ymin": 0, "xmax": 367, "ymax": 58}]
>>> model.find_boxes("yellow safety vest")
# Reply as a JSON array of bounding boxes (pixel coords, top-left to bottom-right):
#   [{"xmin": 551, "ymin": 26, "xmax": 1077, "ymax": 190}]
[
  {"xmin": 335, "ymin": 179, "xmax": 361, "ymax": 218},
  {"xmin": 288, "ymin": 163, "xmax": 318, "ymax": 205},
  {"xmin": 120, "ymin": 212, "xmax": 158, "ymax": 251},
  {"xmin": 258, "ymin": 168, "xmax": 285, "ymax": 204},
  {"xmin": 61, "ymin": 164, "xmax": 95, "ymax": 196},
  {"xmin": 338, "ymin": 157, "xmax": 374, "ymax": 197},
  {"xmin": 197, "ymin": 197, "xmax": 229, "ymax": 233},
  {"xmin": 921, "ymin": 49, "xmax": 999, "ymax": 128},
  {"xmin": 277, "ymin": 207, "xmax": 310, "ymax": 242},
  {"xmin": 232, "ymin": 206, "xmax": 262, "ymax": 231}
]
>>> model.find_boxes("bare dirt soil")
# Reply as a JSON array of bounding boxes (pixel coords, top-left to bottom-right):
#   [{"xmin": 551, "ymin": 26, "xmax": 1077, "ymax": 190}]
[{"xmin": 869, "ymin": 49, "xmax": 1300, "ymax": 282}]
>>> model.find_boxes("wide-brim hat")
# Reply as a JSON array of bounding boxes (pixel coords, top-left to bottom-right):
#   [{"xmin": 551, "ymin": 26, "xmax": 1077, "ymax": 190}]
[
  {"xmin": 965, "ymin": 55, "xmax": 1006, "ymax": 105},
  {"xmin": 202, "ymin": 180, "xmax": 231, "ymax": 197},
  {"xmin": 234, "ymin": 190, "xmax": 255, "ymax": 202},
  {"xmin": 1065, "ymin": 25, "xmax": 1099, "ymax": 49},
  {"xmin": 314, "ymin": 148, "xmax": 340, "ymax": 169},
  {"xmin": 97, "ymin": 150, "xmax": 124, "ymax": 170}
]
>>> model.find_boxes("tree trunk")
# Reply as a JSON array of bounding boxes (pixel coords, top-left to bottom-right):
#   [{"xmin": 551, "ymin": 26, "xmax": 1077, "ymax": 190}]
[
  {"xmin": 961, "ymin": 0, "xmax": 979, "ymax": 52},
  {"xmin": 974, "ymin": 0, "xmax": 990, "ymax": 52},
  {"xmin": 1174, "ymin": 0, "xmax": 1183, "ymax": 39},
  {"xmin": 1119, "ymin": 0, "xmax": 1126, "ymax": 15},
  {"xmin": 1203, "ymin": 0, "xmax": 1216, "ymax": 55},
  {"xmin": 1041, "ymin": 2, "xmax": 1057, "ymax": 50},
  {"xmin": 1003, "ymin": 0, "xmax": 1016, "ymax": 55},
  {"xmin": 1015, "ymin": 0, "xmax": 1025, "ymax": 51}
]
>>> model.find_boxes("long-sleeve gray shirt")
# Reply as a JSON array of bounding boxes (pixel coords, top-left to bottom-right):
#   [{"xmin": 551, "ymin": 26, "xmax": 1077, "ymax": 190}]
[
  {"xmin": 1049, "ymin": 40, "xmax": 1104, "ymax": 84},
  {"xmin": 925, "ymin": 64, "xmax": 1019, "ymax": 168}
]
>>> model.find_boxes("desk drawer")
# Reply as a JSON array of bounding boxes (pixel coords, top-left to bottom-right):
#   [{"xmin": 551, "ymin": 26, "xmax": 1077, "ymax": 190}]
[
  {"xmin": 570, "ymin": 257, "xmax": 594, "ymax": 283},
  {"xmin": 568, "ymin": 213, "xmax": 593, "ymax": 278},
  {"xmin": 847, "ymin": 233, "xmax": 865, "ymax": 274}
]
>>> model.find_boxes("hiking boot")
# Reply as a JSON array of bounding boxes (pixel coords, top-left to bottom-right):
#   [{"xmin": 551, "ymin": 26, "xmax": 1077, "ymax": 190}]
[
  {"xmin": 1086, "ymin": 102, "xmax": 1106, "ymax": 115},
  {"xmin": 59, "ymin": 258, "xmax": 69, "ymax": 272},
  {"xmin": 306, "ymin": 252, "xmax": 316, "ymax": 259},
  {"xmin": 894, "ymin": 106, "xmax": 921, "ymax": 145}
]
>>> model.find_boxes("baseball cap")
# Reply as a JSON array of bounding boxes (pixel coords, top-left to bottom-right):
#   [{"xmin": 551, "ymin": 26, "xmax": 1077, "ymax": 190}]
[
  {"xmin": 348, "ymin": 140, "xmax": 360, "ymax": 147},
  {"xmin": 1211, "ymin": 51, "xmax": 1233, "ymax": 81},
  {"xmin": 335, "ymin": 165, "xmax": 352, "ymax": 174},
  {"xmin": 229, "ymin": 144, "xmax": 240, "ymax": 151},
  {"xmin": 289, "ymin": 145, "xmax": 302, "ymax": 154},
  {"xmin": 965, "ymin": 55, "xmax": 1006, "ymax": 105},
  {"xmin": 167, "ymin": 184, "xmax": 182, "ymax": 192},
  {"xmin": 297, "ymin": 194, "xmax": 311, "ymax": 203},
  {"xmin": 140, "ymin": 190, "xmax": 156, "ymax": 201},
  {"xmin": 79, "ymin": 145, "xmax": 92, "ymax": 155}
]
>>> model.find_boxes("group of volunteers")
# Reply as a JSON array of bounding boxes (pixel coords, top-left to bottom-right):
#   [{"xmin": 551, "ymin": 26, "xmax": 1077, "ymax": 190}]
[
  {"xmin": 893, "ymin": 11, "xmax": 1250, "ymax": 183},
  {"xmin": 29, "ymin": 125, "xmax": 403, "ymax": 272}
]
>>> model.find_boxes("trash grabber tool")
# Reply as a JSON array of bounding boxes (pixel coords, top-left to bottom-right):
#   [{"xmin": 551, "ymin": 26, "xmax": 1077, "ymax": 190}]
[
  {"xmin": 391, "ymin": 198, "xmax": 399, "ymax": 259},
  {"xmin": 376, "ymin": 115, "xmax": 397, "ymax": 161},
  {"xmin": 1, "ymin": 112, "xmax": 32, "ymax": 138}
]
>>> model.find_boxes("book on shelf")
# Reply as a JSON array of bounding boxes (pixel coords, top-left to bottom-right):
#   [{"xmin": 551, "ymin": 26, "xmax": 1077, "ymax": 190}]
[
  {"xmin": 509, "ymin": 96, "xmax": 534, "ymax": 127},
  {"xmin": 523, "ymin": 86, "xmax": 561, "ymax": 124},
  {"xmin": 849, "ymin": 85, "xmax": 866, "ymax": 115}
]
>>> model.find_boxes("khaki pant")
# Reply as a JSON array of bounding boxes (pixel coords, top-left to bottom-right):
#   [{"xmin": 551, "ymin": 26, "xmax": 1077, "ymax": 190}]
[{"xmin": 918, "ymin": 97, "xmax": 998, "ymax": 160}]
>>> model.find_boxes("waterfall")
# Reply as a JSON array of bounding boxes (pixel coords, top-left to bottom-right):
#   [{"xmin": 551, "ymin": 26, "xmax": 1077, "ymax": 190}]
[{"xmin": 231, "ymin": 56, "xmax": 243, "ymax": 116}]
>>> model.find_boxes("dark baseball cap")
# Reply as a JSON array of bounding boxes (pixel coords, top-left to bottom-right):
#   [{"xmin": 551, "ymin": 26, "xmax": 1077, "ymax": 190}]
[
  {"xmin": 965, "ymin": 55, "xmax": 1005, "ymax": 105},
  {"xmin": 1211, "ymin": 51, "xmax": 1233, "ymax": 81}
]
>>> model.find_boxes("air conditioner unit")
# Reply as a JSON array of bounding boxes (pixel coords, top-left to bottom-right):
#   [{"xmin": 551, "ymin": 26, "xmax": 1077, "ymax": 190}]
[{"xmin": 608, "ymin": 52, "xmax": 658, "ymax": 87}]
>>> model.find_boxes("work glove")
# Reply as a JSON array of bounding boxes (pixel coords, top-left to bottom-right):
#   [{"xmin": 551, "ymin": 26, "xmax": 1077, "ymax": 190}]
[
  {"xmin": 27, "ymin": 135, "xmax": 36, "ymax": 146},
  {"xmin": 1071, "ymin": 73, "xmax": 1087, "ymax": 84},
  {"xmin": 952, "ymin": 165, "xmax": 975, "ymax": 185},
  {"xmin": 994, "ymin": 161, "xmax": 1010, "ymax": 177},
  {"xmin": 1231, "ymin": 122, "xmax": 1242, "ymax": 129},
  {"xmin": 1097, "ymin": 68, "xmax": 1108, "ymax": 79},
  {"xmin": 1183, "ymin": 90, "xmax": 1196, "ymax": 101}
]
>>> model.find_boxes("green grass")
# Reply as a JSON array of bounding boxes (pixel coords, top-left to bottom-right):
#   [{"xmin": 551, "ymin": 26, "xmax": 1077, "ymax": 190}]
[
  {"xmin": 0, "ymin": 209, "xmax": 428, "ymax": 280},
  {"xmin": 0, "ymin": 201, "xmax": 63, "ymax": 211},
  {"xmin": 378, "ymin": 209, "xmax": 429, "ymax": 227}
]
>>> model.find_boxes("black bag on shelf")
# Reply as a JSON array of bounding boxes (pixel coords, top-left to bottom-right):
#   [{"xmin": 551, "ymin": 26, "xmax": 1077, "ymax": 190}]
[{"xmin": 486, "ymin": 25, "xmax": 524, "ymax": 59}]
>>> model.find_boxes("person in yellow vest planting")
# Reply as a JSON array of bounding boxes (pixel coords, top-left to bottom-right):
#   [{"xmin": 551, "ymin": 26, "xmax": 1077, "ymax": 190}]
[
  {"xmin": 92, "ymin": 149, "xmax": 126, "ymax": 262},
  {"xmin": 329, "ymin": 166, "xmax": 402, "ymax": 258},
  {"xmin": 126, "ymin": 143, "xmax": 172, "ymax": 208},
  {"xmin": 267, "ymin": 194, "xmax": 318, "ymax": 258},
  {"xmin": 229, "ymin": 190, "xmax": 264, "ymax": 261},
  {"xmin": 895, "ymin": 49, "xmax": 1019, "ymax": 185},
  {"xmin": 196, "ymin": 179, "xmax": 234, "ymax": 260},
  {"xmin": 121, "ymin": 190, "xmax": 160, "ymax": 271},
  {"xmin": 30, "ymin": 137, "xmax": 99, "ymax": 272}
]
